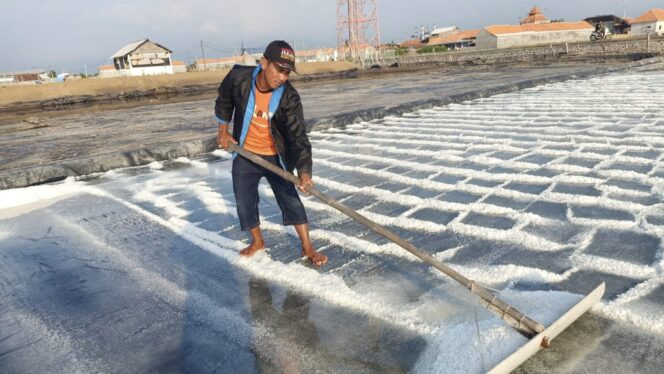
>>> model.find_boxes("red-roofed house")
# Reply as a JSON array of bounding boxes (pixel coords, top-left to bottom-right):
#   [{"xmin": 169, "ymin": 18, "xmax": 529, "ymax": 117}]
[
  {"xmin": 476, "ymin": 21, "xmax": 594, "ymax": 49},
  {"xmin": 428, "ymin": 29, "xmax": 479, "ymax": 50},
  {"xmin": 630, "ymin": 8, "xmax": 664, "ymax": 36},
  {"xmin": 400, "ymin": 38, "xmax": 426, "ymax": 49}
]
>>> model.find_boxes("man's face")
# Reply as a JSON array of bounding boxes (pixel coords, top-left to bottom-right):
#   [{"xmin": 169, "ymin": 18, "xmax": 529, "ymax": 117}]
[{"xmin": 260, "ymin": 58, "xmax": 292, "ymax": 89}]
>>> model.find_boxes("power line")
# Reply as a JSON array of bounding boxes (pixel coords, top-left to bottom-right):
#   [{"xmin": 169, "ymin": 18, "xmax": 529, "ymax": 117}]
[{"xmin": 200, "ymin": 40, "xmax": 207, "ymax": 70}]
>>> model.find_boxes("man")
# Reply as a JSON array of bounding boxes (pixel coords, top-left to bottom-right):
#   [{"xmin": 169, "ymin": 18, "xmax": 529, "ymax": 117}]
[{"xmin": 215, "ymin": 40, "xmax": 327, "ymax": 267}]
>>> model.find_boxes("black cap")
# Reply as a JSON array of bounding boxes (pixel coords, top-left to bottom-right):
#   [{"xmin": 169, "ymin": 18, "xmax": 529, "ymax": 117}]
[{"xmin": 263, "ymin": 40, "xmax": 296, "ymax": 72}]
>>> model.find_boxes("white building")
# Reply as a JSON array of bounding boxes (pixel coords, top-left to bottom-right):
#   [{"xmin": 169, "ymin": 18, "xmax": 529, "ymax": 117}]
[
  {"xmin": 296, "ymin": 48, "xmax": 336, "ymax": 63},
  {"xmin": 171, "ymin": 61, "xmax": 187, "ymax": 73},
  {"xmin": 110, "ymin": 39, "xmax": 174, "ymax": 77},
  {"xmin": 192, "ymin": 53, "xmax": 258, "ymax": 71},
  {"xmin": 0, "ymin": 70, "xmax": 49, "ymax": 85},
  {"xmin": 630, "ymin": 8, "xmax": 664, "ymax": 36},
  {"xmin": 97, "ymin": 65, "xmax": 118, "ymax": 79},
  {"xmin": 476, "ymin": 21, "xmax": 594, "ymax": 50},
  {"xmin": 430, "ymin": 26, "xmax": 460, "ymax": 39}
]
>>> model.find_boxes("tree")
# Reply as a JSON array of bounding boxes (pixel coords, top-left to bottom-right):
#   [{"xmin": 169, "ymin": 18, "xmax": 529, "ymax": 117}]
[{"xmin": 416, "ymin": 45, "xmax": 448, "ymax": 54}]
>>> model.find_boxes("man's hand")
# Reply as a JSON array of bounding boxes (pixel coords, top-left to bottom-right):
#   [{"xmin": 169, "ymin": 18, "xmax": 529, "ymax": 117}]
[
  {"xmin": 298, "ymin": 173, "xmax": 313, "ymax": 194},
  {"xmin": 217, "ymin": 124, "xmax": 237, "ymax": 149}
]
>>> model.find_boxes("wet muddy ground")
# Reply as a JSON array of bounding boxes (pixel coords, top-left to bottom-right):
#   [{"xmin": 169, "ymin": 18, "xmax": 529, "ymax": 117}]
[{"xmin": 0, "ymin": 63, "xmax": 612, "ymax": 175}]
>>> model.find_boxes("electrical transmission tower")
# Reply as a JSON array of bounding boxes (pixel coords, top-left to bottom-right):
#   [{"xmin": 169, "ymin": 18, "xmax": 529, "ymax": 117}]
[{"xmin": 336, "ymin": 0, "xmax": 380, "ymax": 63}]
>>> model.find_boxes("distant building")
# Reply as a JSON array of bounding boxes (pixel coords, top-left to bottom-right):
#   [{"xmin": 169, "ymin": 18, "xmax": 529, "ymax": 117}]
[
  {"xmin": 583, "ymin": 15, "xmax": 631, "ymax": 35},
  {"xmin": 400, "ymin": 38, "xmax": 426, "ymax": 49},
  {"xmin": 110, "ymin": 39, "xmax": 174, "ymax": 77},
  {"xmin": 97, "ymin": 65, "xmax": 117, "ymax": 79},
  {"xmin": 0, "ymin": 69, "xmax": 49, "ymax": 84},
  {"xmin": 430, "ymin": 26, "xmax": 460, "ymax": 39},
  {"xmin": 192, "ymin": 54, "xmax": 257, "ymax": 71},
  {"xmin": 521, "ymin": 6, "xmax": 550, "ymax": 25},
  {"xmin": 336, "ymin": 44, "xmax": 378, "ymax": 61},
  {"xmin": 630, "ymin": 8, "xmax": 664, "ymax": 36},
  {"xmin": 428, "ymin": 29, "xmax": 479, "ymax": 50},
  {"xmin": 476, "ymin": 21, "xmax": 594, "ymax": 49},
  {"xmin": 295, "ymin": 48, "xmax": 336, "ymax": 63},
  {"xmin": 99, "ymin": 60, "xmax": 186, "ymax": 78},
  {"xmin": 171, "ymin": 60, "xmax": 187, "ymax": 73}
]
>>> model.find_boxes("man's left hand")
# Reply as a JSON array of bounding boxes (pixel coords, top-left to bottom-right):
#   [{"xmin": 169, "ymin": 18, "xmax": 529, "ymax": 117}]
[{"xmin": 298, "ymin": 174, "xmax": 313, "ymax": 194}]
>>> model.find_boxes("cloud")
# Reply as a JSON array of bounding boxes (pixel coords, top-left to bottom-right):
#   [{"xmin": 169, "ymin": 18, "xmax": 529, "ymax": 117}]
[{"xmin": 1, "ymin": 0, "xmax": 662, "ymax": 72}]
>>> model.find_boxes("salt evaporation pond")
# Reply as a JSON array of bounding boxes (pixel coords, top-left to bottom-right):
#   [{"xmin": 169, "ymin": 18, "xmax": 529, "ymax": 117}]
[{"xmin": 1, "ymin": 71, "xmax": 664, "ymax": 373}]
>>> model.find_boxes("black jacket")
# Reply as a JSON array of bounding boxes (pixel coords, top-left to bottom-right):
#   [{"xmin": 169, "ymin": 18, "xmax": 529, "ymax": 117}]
[{"xmin": 215, "ymin": 65, "xmax": 312, "ymax": 176}]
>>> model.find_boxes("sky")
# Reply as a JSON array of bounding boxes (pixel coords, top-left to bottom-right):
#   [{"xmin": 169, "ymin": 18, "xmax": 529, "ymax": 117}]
[{"xmin": 1, "ymin": 0, "xmax": 662, "ymax": 74}]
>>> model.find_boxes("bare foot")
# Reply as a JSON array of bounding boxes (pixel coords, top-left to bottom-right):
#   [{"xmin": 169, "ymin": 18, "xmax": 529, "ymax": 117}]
[
  {"xmin": 302, "ymin": 248, "xmax": 328, "ymax": 267},
  {"xmin": 240, "ymin": 241, "xmax": 265, "ymax": 257}
]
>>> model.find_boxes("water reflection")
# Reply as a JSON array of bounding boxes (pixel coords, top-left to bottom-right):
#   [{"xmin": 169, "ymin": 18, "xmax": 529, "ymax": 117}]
[{"xmin": 248, "ymin": 277, "xmax": 426, "ymax": 373}]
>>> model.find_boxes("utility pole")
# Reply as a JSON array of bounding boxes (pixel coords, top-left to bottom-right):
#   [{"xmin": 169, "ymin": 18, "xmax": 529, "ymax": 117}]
[{"xmin": 200, "ymin": 40, "xmax": 207, "ymax": 71}]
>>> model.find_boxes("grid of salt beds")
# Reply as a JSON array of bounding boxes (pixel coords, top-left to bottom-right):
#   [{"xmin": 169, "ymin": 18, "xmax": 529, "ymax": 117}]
[
  {"xmin": 91, "ymin": 74, "xmax": 659, "ymax": 329},
  {"xmin": 73, "ymin": 72, "xmax": 664, "ymax": 338},
  {"xmin": 305, "ymin": 71, "xmax": 664, "ymax": 335}
]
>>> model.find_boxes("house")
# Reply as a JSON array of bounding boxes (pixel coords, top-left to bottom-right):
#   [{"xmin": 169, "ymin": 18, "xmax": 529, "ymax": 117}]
[
  {"xmin": 428, "ymin": 29, "xmax": 479, "ymax": 50},
  {"xmin": 430, "ymin": 26, "xmax": 460, "ymax": 39},
  {"xmin": 193, "ymin": 56, "xmax": 243, "ymax": 71},
  {"xmin": 0, "ymin": 69, "xmax": 49, "ymax": 84},
  {"xmin": 400, "ymin": 38, "xmax": 426, "ymax": 49},
  {"xmin": 477, "ymin": 6, "xmax": 593, "ymax": 49},
  {"xmin": 97, "ymin": 65, "xmax": 118, "ymax": 79},
  {"xmin": 295, "ymin": 48, "xmax": 336, "ymax": 63},
  {"xmin": 629, "ymin": 8, "xmax": 664, "ymax": 36},
  {"xmin": 476, "ymin": 21, "xmax": 594, "ymax": 50},
  {"xmin": 171, "ymin": 60, "xmax": 187, "ymax": 73},
  {"xmin": 110, "ymin": 39, "xmax": 174, "ymax": 77},
  {"xmin": 192, "ymin": 53, "xmax": 257, "ymax": 71},
  {"xmin": 583, "ymin": 15, "xmax": 631, "ymax": 35},
  {"xmin": 98, "ymin": 60, "xmax": 185, "ymax": 78},
  {"xmin": 521, "ymin": 6, "xmax": 550, "ymax": 25},
  {"xmin": 336, "ymin": 44, "xmax": 378, "ymax": 61}
]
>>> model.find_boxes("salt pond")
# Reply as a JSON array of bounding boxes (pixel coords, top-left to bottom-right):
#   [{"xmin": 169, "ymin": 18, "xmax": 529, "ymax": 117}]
[{"xmin": 1, "ymin": 71, "xmax": 664, "ymax": 373}]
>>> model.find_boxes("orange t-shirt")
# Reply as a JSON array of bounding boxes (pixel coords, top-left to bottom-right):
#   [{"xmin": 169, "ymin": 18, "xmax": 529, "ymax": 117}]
[{"xmin": 243, "ymin": 87, "xmax": 278, "ymax": 155}]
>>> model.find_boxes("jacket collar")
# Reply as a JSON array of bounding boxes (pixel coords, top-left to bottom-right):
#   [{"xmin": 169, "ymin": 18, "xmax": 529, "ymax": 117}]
[{"xmin": 251, "ymin": 64, "xmax": 285, "ymax": 120}]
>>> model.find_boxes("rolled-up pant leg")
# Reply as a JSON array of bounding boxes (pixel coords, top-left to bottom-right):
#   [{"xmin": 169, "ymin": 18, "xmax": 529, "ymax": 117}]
[
  {"xmin": 263, "ymin": 157, "xmax": 308, "ymax": 226},
  {"xmin": 232, "ymin": 155, "xmax": 263, "ymax": 231}
]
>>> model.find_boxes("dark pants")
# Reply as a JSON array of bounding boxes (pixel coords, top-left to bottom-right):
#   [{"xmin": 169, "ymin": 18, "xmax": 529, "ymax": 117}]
[{"xmin": 232, "ymin": 154, "xmax": 308, "ymax": 231}]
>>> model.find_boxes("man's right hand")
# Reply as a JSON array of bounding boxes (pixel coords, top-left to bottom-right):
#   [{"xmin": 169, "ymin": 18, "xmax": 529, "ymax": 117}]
[{"xmin": 217, "ymin": 124, "xmax": 237, "ymax": 149}]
